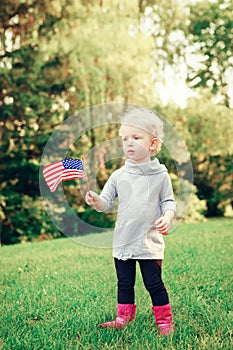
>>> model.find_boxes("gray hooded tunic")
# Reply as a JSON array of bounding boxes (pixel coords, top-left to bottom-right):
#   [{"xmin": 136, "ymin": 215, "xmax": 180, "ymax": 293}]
[{"xmin": 99, "ymin": 158, "xmax": 176, "ymax": 260}]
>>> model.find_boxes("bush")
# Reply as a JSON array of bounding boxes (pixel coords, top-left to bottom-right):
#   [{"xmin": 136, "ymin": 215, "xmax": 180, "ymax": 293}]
[
  {"xmin": 170, "ymin": 173, "xmax": 207, "ymax": 224},
  {"xmin": 1, "ymin": 194, "xmax": 60, "ymax": 245}
]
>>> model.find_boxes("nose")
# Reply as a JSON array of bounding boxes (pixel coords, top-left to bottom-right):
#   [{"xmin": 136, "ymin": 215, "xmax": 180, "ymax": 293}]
[{"xmin": 126, "ymin": 137, "xmax": 134, "ymax": 146}]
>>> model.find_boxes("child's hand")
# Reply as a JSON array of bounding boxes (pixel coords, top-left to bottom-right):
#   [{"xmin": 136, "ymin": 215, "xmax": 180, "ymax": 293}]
[
  {"xmin": 155, "ymin": 210, "xmax": 175, "ymax": 235},
  {"xmin": 85, "ymin": 191, "xmax": 105, "ymax": 211},
  {"xmin": 155, "ymin": 216, "xmax": 171, "ymax": 235},
  {"xmin": 85, "ymin": 191, "xmax": 99, "ymax": 206}
]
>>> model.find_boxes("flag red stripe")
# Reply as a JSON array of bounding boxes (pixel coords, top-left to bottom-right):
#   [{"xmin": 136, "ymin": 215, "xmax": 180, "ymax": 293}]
[
  {"xmin": 43, "ymin": 159, "xmax": 85, "ymax": 192},
  {"xmin": 43, "ymin": 161, "xmax": 62, "ymax": 173},
  {"xmin": 50, "ymin": 173, "xmax": 85, "ymax": 191},
  {"xmin": 45, "ymin": 168, "xmax": 65, "ymax": 183},
  {"xmin": 43, "ymin": 165, "xmax": 64, "ymax": 177},
  {"xmin": 46, "ymin": 169, "xmax": 85, "ymax": 186},
  {"xmin": 47, "ymin": 171, "xmax": 85, "ymax": 192},
  {"xmin": 44, "ymin": 169, "xmax": 65, "ymax": 182}
]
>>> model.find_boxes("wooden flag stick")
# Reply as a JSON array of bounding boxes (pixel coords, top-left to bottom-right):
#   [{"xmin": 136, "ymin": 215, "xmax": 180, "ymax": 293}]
[{"xmin": 81, "ymin": 155, "xmax": 91, "ymax": 194}]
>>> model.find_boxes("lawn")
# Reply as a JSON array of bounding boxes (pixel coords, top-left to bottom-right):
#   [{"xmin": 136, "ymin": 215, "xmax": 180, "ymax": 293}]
[{"xmin": 1, "ymin": 219, "xmax": 232, "ymax": 350}]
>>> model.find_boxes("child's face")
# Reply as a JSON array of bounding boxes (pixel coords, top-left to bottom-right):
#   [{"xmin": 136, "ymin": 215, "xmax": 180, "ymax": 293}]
[{"xmin": 120, "ymin": 125, "xmax": 157, "ymax": 164}]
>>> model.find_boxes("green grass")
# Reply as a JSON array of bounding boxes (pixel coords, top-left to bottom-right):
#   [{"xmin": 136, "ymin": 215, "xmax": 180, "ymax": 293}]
[{"xmin": 1, "ymin": 219, "xmax": 232, "ymax": 350}]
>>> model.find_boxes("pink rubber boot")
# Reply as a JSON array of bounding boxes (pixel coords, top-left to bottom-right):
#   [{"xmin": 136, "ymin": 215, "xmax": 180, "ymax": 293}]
[
  {"xmin": 152, "ymin": 304, "xmax": 174, "ymax": 335},
  {"xmin": 100, "ymin": 303, "xmax": 136, "ymax": 329}
]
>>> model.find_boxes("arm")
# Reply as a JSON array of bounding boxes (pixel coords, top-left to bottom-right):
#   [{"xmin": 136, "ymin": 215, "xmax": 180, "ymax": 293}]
[
  {"xmin": 85, "ymin": 171, "xmax": 118, "ymax": 212},
  {"xmin": 155, "ymin": 173, "xmax": 176, "ymax": 235}
]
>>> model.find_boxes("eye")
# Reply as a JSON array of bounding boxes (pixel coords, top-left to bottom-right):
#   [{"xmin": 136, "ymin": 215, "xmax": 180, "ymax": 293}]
[{"xmin": 134, "ymin": 136, "xmax": 142, "ymax": 140}]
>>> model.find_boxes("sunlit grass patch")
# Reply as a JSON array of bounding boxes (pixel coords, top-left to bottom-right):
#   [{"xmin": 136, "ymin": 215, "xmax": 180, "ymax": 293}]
[{"xmin": 1, "ymin": 219, "xmax": 232, "ymax": 349}]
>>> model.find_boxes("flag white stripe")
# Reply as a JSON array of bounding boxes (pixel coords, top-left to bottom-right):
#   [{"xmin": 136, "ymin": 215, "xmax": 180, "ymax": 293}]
[
  {"xmin": 43, "ymin": 161, "xmax": 62, "ymax": 174},
  {"xmin": 47, "ymin": 170, "xmax": 85, "ymax": 191},
  {"xmin": 43, "ymin": 159, "xmax": 85, "ymax": 192},
  {"xmin": 46, "ymin": 169, "xmax": 84, "ymax": 186},
  {"xmin": 50, "ymin": 173, "xmax": 85, "ymax": 192},
  {"xmin": 45, "ymin": 168, "xmax": 65, "ymax": 183},
  {"xmin": 51, "ymin": 174, "xmax": 84, "ymax": 190},
  {"xmin": 43, "ymin": 167, "xmax": 64, "ymax": 180}
]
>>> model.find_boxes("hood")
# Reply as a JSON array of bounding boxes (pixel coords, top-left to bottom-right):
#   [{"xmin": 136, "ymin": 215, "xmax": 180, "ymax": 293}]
[{"xmin": 123, "ymin": 158, "xmax": 167, "ymax": 175}]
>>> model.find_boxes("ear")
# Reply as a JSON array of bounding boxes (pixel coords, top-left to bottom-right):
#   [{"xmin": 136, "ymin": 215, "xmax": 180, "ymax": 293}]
[{"xmin": 149, "ymin": 137, "xmax": 158, "ymax": 154}]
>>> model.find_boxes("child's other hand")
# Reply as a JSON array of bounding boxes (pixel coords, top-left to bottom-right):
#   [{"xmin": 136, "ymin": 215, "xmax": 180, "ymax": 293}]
[{"xmin": 155, "ymin": 216, "xmax": 171, "ymax": 235}]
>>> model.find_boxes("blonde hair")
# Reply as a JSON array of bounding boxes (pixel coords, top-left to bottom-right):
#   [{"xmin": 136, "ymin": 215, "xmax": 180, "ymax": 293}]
[{"xmin": 120, "ymin": 108, "xmax": 164, "ymax": 154}]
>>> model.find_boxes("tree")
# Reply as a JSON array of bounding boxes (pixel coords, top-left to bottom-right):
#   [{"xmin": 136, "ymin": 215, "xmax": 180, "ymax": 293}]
[
  {"xmin": 0, "ymin": 0, "xmax": 158, "ymax": 244},
  {"xmin": 0, "ymin": 0, "xmax": 78, "ymax": 244},
  {"xmin": 186, "ymin": 0, "xmax": 233, "ymax": 107},
  {"xmin": 138, "ymin": 0, "xmax": 233, "ymax": 107},
  {"xmin": 138, "ymin": 0, "xmax": 233, "ymax": 216},
  {"xmin": 159, "ymin": 97, "xmax": 233, "ymax": 216}
]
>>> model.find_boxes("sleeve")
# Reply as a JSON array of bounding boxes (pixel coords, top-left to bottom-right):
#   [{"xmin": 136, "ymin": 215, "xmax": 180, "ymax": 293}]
[
  {"xmin": 160, "ymin": 173, "xmax": 177, "ymax": 214},
  {"xmin": 98, "ymin": 171, "xmax": 118, "ymax": 211}
]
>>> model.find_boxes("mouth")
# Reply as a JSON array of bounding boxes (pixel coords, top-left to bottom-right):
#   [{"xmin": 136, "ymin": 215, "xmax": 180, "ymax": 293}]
[{"xmin": 127, "ymin": 150, "xmax": 135, "ymax": 155}]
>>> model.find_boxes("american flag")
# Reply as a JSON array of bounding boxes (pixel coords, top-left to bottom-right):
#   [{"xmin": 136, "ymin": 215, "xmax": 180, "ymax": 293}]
[{"xmin": 43, "ymin": 158, "xmax": 85, "ymax": 192}]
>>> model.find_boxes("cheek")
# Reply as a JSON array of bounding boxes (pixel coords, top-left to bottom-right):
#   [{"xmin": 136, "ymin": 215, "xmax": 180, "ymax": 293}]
[
  {"xmin": 136, "ymin": 141, "xmax": 150, "ymax": 152},
  {"xmin": 122, "ymin": 143, "xmax": 127, "ymax": 153}
]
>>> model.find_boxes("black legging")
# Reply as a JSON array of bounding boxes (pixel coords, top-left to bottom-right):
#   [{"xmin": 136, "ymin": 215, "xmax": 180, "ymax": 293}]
[{"xmin": 114, "ymin": 258, "xmax": 169, "ymax": 306}]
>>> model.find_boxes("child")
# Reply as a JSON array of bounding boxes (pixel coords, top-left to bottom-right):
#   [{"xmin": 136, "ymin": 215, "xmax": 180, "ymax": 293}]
[{"xmin": 85, "ymin": 108, "xmax": 176, "ymax": 335}]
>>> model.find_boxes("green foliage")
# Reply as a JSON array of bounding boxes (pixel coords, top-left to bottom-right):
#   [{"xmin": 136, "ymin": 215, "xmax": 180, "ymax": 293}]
[
  {"xmin": 170, "ymin": 174, "xmax": 207, "ymax": 224},
  {"xmin": 1, "ymin": 219, "xmax": 232, "ymax": 349},
  {"xmin": 139, "ymin": 0, "xmax": 233, "ymax": 106},
  {"xmin": 1, "ymin": 193, "xmax": 59, "ymax": 245},
  {"xmin": 1, "ymin": 0, "xmax": 232, "ymax": 244},
  {"xmin": 187, "ymin": 0, "xmax": 233, "ymax": 106},
  {"xmin": 159, "ymin": 98, "xmax": 233, "ymax": 217},
  {"xmin": 0, "ymin": 0, "xmax": 77, "ymax": 244}
]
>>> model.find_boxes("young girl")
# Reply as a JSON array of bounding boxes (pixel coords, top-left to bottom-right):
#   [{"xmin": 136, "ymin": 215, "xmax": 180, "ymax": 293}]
[{"xmin": 85, "ymin": 108, "xmax": 176, "ymax": 335}]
